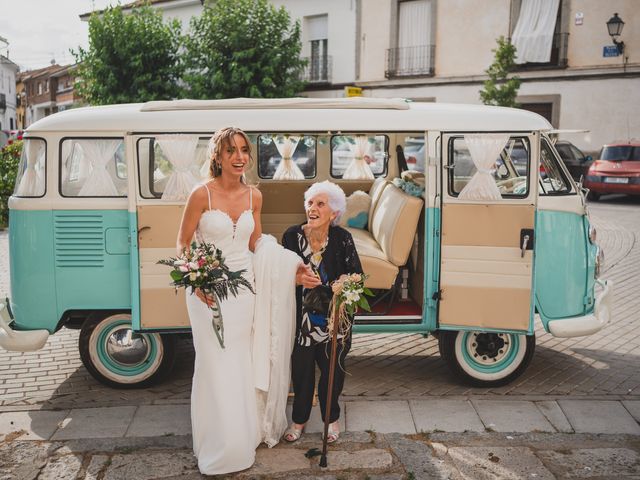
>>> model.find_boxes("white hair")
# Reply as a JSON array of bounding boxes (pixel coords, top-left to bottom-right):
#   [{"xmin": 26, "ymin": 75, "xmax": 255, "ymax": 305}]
[{"xmin": 304, "ymin": 181, "xmax": 347, "ymax": 226}]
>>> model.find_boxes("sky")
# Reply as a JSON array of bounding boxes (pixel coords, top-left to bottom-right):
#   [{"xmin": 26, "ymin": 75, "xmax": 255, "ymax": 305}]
[{"xmin": 0, "ymin": 0, "xmax": 116, "ymax": 71}]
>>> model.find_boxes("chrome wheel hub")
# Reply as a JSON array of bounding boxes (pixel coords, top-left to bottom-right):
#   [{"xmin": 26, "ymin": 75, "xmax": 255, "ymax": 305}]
[{"xmin": 105, "ymin": 327, "xmax": 150, "ymax": 366}]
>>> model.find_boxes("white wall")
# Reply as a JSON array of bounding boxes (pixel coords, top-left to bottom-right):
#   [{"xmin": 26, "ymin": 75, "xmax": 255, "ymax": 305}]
[
  {"xmin": 274, "ymin": 0, "xmax": 358, "ymax": 84},
  {"xmin": 0, "ymin": 60, "xmax": 17, "ymax": 131}
]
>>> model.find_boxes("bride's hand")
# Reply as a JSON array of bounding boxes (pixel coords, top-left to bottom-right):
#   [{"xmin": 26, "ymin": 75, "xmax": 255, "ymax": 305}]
[
  {"xmin": 296, "ymin": 263, "xmax": 322, "ymax": 289},
  {"xmin": 195, "ymin": 288, "xmax": 216, "ymax": 307}
]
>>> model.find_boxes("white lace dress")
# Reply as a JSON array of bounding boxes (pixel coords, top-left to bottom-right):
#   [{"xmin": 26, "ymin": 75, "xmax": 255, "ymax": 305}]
[{"xmin": 186, "ymin": 186, "xmax": 259, "ymax": 475}]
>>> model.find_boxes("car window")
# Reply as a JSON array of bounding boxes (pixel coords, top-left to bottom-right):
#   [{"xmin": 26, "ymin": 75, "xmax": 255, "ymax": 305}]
[
  {"xmin": 330, "ymin": 135, "xmax": 388, "ymax": 178},
  {"xmin": 600, "ymin": 146, "xmax": 640, "ymax": 161},
  {"xmin": 448, "ymin": 136, "xmax": 529, "ymax": 197},
  {"xmin": 257, "ymin": 134, "xmax": 316, "ymax": 179},
  {"xmin": 555, "ymin": 144, "xmax": 573, "ymax": 161}
]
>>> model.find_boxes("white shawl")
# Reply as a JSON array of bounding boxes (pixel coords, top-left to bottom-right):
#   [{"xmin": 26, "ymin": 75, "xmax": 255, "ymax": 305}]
[{"xmin": 252, "ymin": 235, "xmax": 300, "ymax": 447}]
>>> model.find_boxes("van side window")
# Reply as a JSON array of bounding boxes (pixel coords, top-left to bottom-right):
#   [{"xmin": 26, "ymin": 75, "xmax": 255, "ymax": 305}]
[
  {"xmin": 137, "ymin": 136, "xmax": 210, "ymax": 199},
  {"xmin": 13, "ymin": 138, "xmax": 46, "ymax": 197},
  {"xmin": 257, "ymin": 134, "xmax": 316, "ymax": 179},
  {"xmin": 330, "ymin": 135, "xmax": 388, "ymax": 178},
  {"xmin": 539, "ymin": 140, "xmax": 573, "ymax": 195},
  {"xmin": 60, "ymin": 138, "xmax": 126, "ymax": 197},
  {"xmin": 449, "ymin": 136, "xmax": 530, "ymax": 198}
]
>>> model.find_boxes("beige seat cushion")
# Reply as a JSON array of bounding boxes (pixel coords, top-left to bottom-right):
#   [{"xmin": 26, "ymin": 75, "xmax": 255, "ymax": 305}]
[
  {"xmin": 346, "ymin": 227, "xmax": 400, "ymax": 289},
  {"xmin": 371, "ymin": 184, "xmax": 424, "ymax": 266},
  {"xmin": 367, "ymin": 177, "xmax": 390, "ymax": 231}
]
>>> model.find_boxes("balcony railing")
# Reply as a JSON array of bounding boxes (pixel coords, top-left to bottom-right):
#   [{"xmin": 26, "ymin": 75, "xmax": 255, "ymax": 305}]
[
  {"xmin": 386, "ymin": 45, "xmax": 435, "ymax": 78},
  {"xmin": 514, "ymin": 32, "xmax": 569, "ymax": 69},
  {"xmin": 301, "ymin": 55, "xmax": 332, "ymax": 84}
]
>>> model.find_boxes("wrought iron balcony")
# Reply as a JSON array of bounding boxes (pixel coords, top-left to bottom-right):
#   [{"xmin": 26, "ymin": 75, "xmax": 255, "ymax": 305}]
[
  {"xmin": 386, "ymin": 45, "xmax": 435, "ymax": 78},
  {"xmin": 301, "ymin": 55, "xmax": 332, "ymax": 84},
  {"xmin": 514, "ymin": 32, "xmax": 569, "ymax": 69}
]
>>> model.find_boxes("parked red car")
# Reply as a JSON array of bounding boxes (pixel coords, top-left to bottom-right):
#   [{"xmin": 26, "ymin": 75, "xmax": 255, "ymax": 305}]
[{"xmin": 584, "ymin": 141, "xmax": 640, "ymax": 200}]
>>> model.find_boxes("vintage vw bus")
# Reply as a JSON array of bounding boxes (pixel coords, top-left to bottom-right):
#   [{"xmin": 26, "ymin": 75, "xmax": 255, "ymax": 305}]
[{"xmin": 1, "ymin": 98, "xmax": 611, "ymax": 388}]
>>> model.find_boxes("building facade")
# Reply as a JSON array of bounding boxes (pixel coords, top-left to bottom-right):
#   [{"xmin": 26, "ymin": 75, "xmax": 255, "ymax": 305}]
[
  {"xmin": 0, "ymin": 55, "xmax": 19, "ymax": 131},
  {"xmin": 302, "ymin": 0, "xmax": 640, "ymax": 154}
]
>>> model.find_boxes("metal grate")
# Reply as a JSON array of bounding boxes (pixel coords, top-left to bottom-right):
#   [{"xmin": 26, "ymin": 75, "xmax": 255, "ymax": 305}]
[
  {"xmin": 54, "ymin": 213, "xmax": 105, "ymax": 268},
  {"xmin": 386, "ymin": 45, "xmax": 435, "ymax": 78},
  {"xmin": 301, "ymin": 55, "xmax": 332, "ymax": 84}
]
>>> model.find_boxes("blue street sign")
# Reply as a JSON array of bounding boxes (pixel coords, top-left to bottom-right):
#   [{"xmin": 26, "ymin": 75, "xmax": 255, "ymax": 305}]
[{"xmin": 603, "ymin": 45, "xmax": 620, "ymax": 57}]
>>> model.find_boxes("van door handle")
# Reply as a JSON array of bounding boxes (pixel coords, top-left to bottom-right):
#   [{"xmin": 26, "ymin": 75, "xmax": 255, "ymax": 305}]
[
  {"xmin": 138, "ymin": 226, "xmax": 150, "ymax": 235},
  {"xmin": 520, "ymin": 228, "xmax": 534, "ymax": 257}
]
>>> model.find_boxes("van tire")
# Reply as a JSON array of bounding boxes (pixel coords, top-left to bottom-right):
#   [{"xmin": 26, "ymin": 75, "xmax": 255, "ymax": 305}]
[
  {"xmin": 79, "ymin": 312, "xmax": 176, "ymax": 389},
  {"xmin": 438, "ymin": 330, "xmax": 535, "ymax": 388}
]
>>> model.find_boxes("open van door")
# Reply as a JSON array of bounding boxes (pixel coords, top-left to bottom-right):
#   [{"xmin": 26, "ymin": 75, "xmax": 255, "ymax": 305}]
[
  {"xmin": 129, "ymin": 134, "xmax": 208, "ymax": 330},
  {"xmin": 436, "ymin": 132, "xmax": 539, "ymax": 387}
]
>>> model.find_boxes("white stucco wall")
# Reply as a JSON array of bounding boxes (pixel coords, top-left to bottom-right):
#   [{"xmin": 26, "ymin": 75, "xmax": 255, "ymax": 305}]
[
  {"xmin": 273, "ymin": 0, "xmax": 357, "ymax": 84},
  {"xmin": 567, "ymin": 0, "xmax": 639, "ymax": 68},
  {"xmin": 0, "ymin": 60, "xmax": 18, "ymax": 131},
  {"xmin": 359, "ymin": 0, "xmax": 391, "ymax": 82}
]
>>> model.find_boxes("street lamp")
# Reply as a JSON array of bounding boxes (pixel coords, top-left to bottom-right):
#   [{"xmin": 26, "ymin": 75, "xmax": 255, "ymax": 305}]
[{"xmin": 606, "ymin": 13, "xmax": 625, "ymax": 54}]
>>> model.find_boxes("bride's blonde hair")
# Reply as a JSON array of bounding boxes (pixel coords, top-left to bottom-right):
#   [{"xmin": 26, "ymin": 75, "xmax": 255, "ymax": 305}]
[{"xmin": 207, "ymin": 127, "xmax": 254, "ymax": 180}]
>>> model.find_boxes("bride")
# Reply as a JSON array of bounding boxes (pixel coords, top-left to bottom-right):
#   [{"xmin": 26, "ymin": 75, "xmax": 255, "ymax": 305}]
[{"xmin": 176, "ymin": 127, "xmax": 303, "ymax": 475}]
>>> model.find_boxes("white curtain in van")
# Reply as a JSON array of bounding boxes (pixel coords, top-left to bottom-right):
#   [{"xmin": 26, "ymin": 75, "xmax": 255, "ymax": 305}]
[
  {"xmin": 78, "ymin": 139, "xmax": 122, "ymax": 196},
  {"xmin": 458, "ymin": 134, "xmax": 510, "ymax": 201},
  {"xmin": 343, "ymin": 136, "xmax": 375, "ymax": 180},
  {"xmin": 511, "ymin": 0, "xmax": 560, "ymax": 64},
  {"xmin": 272, "ymin": 136, "xmax": 304, "ymax": 180},
  {"xmin": 157, "ymin": 135, "xmax": 200, "ymax": 200},
  {"xmin": 15, "ymin": 140, "xmax": 45, "ymax": 196}
]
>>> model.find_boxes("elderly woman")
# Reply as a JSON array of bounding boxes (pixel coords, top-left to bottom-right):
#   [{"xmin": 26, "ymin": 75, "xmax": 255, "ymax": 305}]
[{"xmin": 282, "ymin": 181, "xmax": 363, "ymax": 444}]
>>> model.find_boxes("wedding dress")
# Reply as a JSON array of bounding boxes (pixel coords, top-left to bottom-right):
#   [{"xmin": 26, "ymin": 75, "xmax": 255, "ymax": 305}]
[{"xmin": 186, "ymin": 186, "xmax": 259, "ymax": 475}]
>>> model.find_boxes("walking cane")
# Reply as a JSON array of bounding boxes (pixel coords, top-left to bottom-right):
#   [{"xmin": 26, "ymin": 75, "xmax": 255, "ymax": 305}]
[{"xmin": 319, "ymin": 300, "xmax": 340, "ymax": 468}]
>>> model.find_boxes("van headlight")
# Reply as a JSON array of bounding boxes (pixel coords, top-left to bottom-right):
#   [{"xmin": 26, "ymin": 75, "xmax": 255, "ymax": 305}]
[
  {"xmin": 588, "ymin": 224, "xmax": 597, "ymax": 243},
  {"xmin": 595, "ymin": 246, "xmax": 604, "ymax": 278}
]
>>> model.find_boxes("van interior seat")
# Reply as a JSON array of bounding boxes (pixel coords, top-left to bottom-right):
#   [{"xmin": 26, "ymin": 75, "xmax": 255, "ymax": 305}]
[{"xmin": 346, "ymin": 179, "xmax": 424, "ymax": 289}]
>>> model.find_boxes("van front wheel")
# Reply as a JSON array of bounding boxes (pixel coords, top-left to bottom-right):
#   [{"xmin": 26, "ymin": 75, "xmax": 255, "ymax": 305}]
[
  {"xmin": 439, "ymin": 331, "xmax": 535, "ymax": 387},
  {"xmin": 79, "ymin": 313, "xmax": 176, "ymax": 389}
]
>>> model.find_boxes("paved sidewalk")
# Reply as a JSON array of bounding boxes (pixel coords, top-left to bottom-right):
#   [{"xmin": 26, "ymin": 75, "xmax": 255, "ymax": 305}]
[{"xmin": 1, "ymin": 398, "xmax": 639, "ymax": 479}]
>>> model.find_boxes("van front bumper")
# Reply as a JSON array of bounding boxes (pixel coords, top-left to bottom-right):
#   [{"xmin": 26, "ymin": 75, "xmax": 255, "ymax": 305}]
[
  {"xmin": 0, "ymin": 300, "xmax": 49, "ymax": 352},
  {"xmin": 547, "ymin": 279, "xmax": 613, "ymax": 338}
]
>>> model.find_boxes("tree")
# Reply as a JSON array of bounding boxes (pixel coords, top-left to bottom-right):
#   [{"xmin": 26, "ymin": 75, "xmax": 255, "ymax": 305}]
[
  {"xmin": 0, "ymin": 141, "xmax": 22, "ymax": 228},
  {"xmin": 73, "ymin": 5, "xmax": 183, "ymax": 105},
  {"xmin": 480, "ymin": 36, "xmax": 521, "ymax": 107},
  {"xmin": 183, "ymin": 0, "xmax": 306, "ymax": 99}
]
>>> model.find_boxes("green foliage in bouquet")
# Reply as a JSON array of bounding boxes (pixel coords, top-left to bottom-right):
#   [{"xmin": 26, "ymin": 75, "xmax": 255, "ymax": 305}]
[{"xmin": 158, "ymin": 241, "xmax": 254, "ymax": 348}]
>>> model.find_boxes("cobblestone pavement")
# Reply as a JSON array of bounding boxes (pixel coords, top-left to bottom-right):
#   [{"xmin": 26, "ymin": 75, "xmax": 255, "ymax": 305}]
[{"xmin": 1, "ymin": 196, "xmax": 639, "ymax": 410}]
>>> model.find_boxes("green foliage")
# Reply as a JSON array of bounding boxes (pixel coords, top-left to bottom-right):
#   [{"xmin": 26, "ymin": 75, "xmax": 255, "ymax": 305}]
[
  {"xmin": 183, "ymin": 0, "xmax": 306, "ymax": 99},
  {"xmin": 480, "ymin": 36, "xmax": 521, "ymax": 108},
  {"xmin": 0, "ymin": 141, "xmax": 23, "ymax": 228},
  {"xmin": 73, "ymin": 4, "xmax": 183, "ymax": 105}
]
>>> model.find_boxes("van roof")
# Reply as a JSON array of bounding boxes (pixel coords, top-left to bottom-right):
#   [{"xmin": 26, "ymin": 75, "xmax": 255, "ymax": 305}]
[{"xmin": 27, "ymin": 98, "xmax": 552, "ymax": 134}]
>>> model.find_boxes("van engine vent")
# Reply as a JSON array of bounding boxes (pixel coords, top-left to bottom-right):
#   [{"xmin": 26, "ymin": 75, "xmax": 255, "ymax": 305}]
[{"xmin": 54, "ymin": 213, "xmax": 105, "ymax": 268}]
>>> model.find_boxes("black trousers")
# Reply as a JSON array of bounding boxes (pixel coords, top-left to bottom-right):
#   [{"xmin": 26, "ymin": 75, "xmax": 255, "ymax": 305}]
[{"xmin": 291, "ymin": 340, "xmax": 350, "ymax": 424}]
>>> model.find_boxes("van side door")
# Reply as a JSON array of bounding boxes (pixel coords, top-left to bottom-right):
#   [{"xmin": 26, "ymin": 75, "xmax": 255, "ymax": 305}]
[{"xmin": 439, "ymin": 132, "xmax": 538, "ymax": 333}]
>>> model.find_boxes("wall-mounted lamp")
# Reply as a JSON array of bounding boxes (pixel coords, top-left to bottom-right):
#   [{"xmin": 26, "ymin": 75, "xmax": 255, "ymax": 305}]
[{"xmin": 606, "ymin": 13, "xmax": 625, "ymax": 54}]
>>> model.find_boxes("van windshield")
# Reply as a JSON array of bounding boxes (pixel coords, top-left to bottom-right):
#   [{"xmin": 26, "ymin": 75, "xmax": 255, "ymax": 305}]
[{"xmin": 600, "ymin": 146, "xmax": 640, "ymax": 161}]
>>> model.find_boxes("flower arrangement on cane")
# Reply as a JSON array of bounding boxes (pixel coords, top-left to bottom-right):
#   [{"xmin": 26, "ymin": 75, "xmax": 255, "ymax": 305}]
[
  {"xmin": 328, "ymin": 273, "xmax": 374, "ymax": 336},
  {"xmin": 158, "ymin": 242, "xmax": 254, "ymax": 348}
]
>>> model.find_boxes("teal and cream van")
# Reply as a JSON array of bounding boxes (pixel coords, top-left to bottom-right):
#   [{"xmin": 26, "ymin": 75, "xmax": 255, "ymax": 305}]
[{"xmin": 1, "ymin": 98, "xmax": 611, "ymax": 388}]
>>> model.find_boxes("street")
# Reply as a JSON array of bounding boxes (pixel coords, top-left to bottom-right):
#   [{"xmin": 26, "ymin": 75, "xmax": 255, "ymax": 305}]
[{"xmin": 1, "ymin": 195, "xmax": 639, "ymax": 411}]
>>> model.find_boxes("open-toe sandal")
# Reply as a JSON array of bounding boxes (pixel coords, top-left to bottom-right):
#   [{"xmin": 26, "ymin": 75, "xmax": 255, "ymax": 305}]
[
  {"xmin": 324, "ymin": 422, "xmax": 340, "ymax": 444},
  {"xmin": 283, "ymin": 424, "xmax": 304, "ymax": 442}
]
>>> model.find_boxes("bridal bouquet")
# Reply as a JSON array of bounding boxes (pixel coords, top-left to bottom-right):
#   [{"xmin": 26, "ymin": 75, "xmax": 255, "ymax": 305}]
[
  {"xmin": 328, "ymin": 273, "xmax": 373, "ymax": 336},
  {"xmin": 158, "ymin": 241, "xmax": 254, "ymax": 348}
]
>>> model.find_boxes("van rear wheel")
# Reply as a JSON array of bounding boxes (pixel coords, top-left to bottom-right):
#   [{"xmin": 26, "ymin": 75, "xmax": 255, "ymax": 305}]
[
  {"xmin": 438, "ymin": 330, "xmax": 535, "ymax": 387},
  {"xmin": 79, "ymin": 313, "xmax": 176, "ymax": 389}
]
